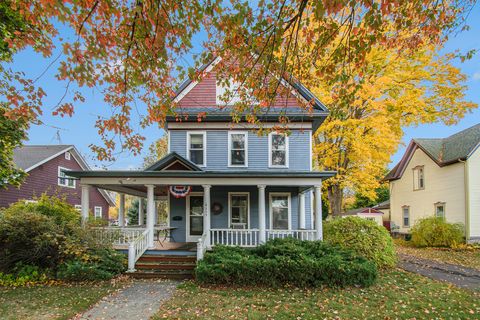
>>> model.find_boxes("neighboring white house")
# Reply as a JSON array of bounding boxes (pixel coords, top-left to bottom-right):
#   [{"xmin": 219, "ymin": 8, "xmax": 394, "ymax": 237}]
[
  {"xmin": 385, "ymin": 124, "xmax": 480, "ymax": 243},
  {"xmin": 340, "ymin": 208, "xmax": 384, "ymax": 226}
]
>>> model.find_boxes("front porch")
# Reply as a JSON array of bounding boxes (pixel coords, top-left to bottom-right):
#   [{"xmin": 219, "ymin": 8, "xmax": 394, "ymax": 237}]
[{"xmin": 69, "ymin": 168, "xmax": 335, "ymax": 272}]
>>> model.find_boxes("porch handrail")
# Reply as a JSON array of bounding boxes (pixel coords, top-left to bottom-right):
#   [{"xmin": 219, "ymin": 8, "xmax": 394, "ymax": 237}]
[
  {"xmin": 210, "ymin": 228, "xmax": 260, "ymax": 247},
  {"xmin": 266, "ymin": 229, "xmax": 317, "ymax": 241},
  {"xmin": 197, "ymin": 233, "xmax": 208, "ymax": 261},
  {"xmin": 127, "ymin": 229, "xmax": 151, "ymax": 272}
]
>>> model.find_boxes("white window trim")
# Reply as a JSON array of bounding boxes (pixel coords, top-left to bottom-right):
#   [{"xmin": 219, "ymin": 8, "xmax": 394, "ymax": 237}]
[
  {"xmin": 94, "ymin": 206, "xmax": 102, "ymax": 219},
  {"xmin": 402, "ymin": 205, "xmax": 410, "ymax": 227},
  {"xmin": 74, "ymin": 205, "xmax": 82, "ymax": 212},
  {"xmin": 65, "ymin": 151, "xmax": 71, "ymax": 160},
  {"xmin": 268, "ymin": 132, "xmax": 289, "ymax": 168},
  {"xmin": 269, "ymin": 192, "xmax": 292, "ymax": 230},
  {"xmin": 186, "ymin": 131, "xmax": 207, "ymax": 167},
  {"xmin": 58, "ymin": 166, "xmax": 76, "ymax": 188},
  {"xmin": 228, "ymin": 192, "xmax": 250, "ymax": 229},
  {"xmin": 434, "ymin": 202, "xmax": 446, "ymax": 219},
  {"xmin": 228, "ymin": 131, "xmax": 248, "ymax": 167}
]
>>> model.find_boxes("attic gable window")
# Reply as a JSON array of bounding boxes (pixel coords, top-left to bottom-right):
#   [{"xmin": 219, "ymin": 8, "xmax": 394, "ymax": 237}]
[
  {"xmin": 228, "ymin": 131, "xmax": 248, "ymax": 167},
  {"xmin": 187, "ymin": 132, "xmax": 206, "ymax": 166},
  {"xmin": 413, "ymin": 166, "xmax": 425, "ymax": 190},
  {"xmin": 269, "ymin": 133, "xmax": 289, "ymax": 168},
  {"xmin": 58, "ymin": 167, "xmax": 75, "ymax": 188},
  {"xmin": 65, "ymin": 151, "xmax": 71, "ymax": 160}
]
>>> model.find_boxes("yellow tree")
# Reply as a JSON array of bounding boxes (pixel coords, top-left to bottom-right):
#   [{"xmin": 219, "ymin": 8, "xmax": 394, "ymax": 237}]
[{"xmin": 307, "ymin": 40, "xmax": 476, "ymax": 215}]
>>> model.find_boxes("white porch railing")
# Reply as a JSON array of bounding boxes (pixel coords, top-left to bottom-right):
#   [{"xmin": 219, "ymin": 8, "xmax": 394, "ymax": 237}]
[
  {"xmin": 92, "ymin": 227, "xmax": 145, "ymax": 245},
  {"xmin": 197, "ymin": 233, "xmax": 208, "ymax": 261},
  {"xmin": 210, "ymin": 229, "xmax": 260, "ymax": 247},
  {"xmin": 266, "ymin": 229, "xmax": 317, "ymax": 241},
  {"xmin": 127, "ymin": 229, "xmax": 151, "ymax": 272}
]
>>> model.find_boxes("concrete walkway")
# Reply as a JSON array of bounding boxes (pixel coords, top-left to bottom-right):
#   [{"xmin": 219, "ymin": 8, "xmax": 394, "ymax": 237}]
[
  {"xmin": 79, "ymin": 280, "xmax": 179, "ymax": 320},
  {"xmin": 398, "ymin": 253, "xmax": 480, "ymax": 291}
]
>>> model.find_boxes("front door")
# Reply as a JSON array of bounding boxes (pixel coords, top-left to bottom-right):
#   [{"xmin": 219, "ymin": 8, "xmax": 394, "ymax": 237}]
[{"xmin": 186, "ymin": 194, "xmax": 204, "ymax": 242}]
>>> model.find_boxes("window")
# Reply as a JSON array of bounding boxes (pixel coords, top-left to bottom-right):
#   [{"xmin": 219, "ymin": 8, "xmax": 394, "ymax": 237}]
[
  {"xmin": 65, "ymin": 151, "xmax": 71, "ymax": 160},
  {"xmin": 229, "ymin": 193, "xmax": 249, "ymax": 229},
  {"xmin": 228, "ymin": 132, "xmax": 248, "ymax": 167},
  {"xmin": 402, "ymin": 206, "xmax": 410, "ymax": 227},
  {"xmin": 187, "ymin": 132, "xmax": 206, "ymax": 166},
  {"xmin": 413, "ymin": 166, "xmax": 425, "ymax": 190},
  {"xmin": 58, "ymin": 167, "xmax": 75, "ymax": 188},
  {"xmin": 435, "ymin": 202, "xmax": 446, "ymax": 219},
  {"xmin": 270, "ymin": 193, "xmax": 291, "ymax": 230},
  {"xmin": 74, "ymin": 205, "xmax": 82, "ymax": 212},
  {"xmin": 94, "ymin": 206, "xmax": 102, "ymax": 218},
  {"xmin": 269, "ymin": 133, "xmax": 288, "ymax": 167}
]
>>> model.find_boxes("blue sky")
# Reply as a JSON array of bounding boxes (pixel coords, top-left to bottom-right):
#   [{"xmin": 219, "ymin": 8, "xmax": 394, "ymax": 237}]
[{"xmin": 10, "ymin": 6, "xmax": 480, "ymax": 170}]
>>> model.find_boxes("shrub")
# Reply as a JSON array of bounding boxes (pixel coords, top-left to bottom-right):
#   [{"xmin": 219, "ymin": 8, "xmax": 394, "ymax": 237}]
[
  {"xmin": 0, "ymin": 263, "xmax": 50, "ymax": 287},
  {"xmin": 0, "ymin": 195, "xmax": 125, "ymax": 281},
  {"xmin": 196, "ymin": 238, "xmax": 377, "ymax": 288},
  {"xmin": 324, "ymin": 217, "xmax": 396, "ymax": 268},
  {"xmin": 0, "ymin": 210, "xmax": 66, "ymax": 271},
  {"xmin": 411, "ymin": 217, "xmax": 464, "ymax": 247}
]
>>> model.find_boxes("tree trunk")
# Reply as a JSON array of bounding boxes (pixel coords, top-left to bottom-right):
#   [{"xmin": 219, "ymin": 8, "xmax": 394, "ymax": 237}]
[{"xmin": 327, "ymin": 184, "xmax": 343, "ymax": 216}]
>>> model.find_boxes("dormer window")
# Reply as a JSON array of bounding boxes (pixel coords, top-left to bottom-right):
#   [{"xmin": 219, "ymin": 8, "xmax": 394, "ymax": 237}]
[
  {"xmin": 187, "ymin": 132, "xmax": 206, "ymax": 166},
  {"xmin": 413, "ymin": 166, "xmax": 425, "ymax": 190},
  {"xmin": 269, "ymin": 133, "xmax": 289, "ymax": 168},
  {"xmin": 228, "ymin": 132, "xmax": 248, "ymax": 167}
]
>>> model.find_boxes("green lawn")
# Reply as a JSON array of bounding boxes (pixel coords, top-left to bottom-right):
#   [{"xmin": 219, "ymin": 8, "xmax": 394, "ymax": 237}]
[
  {"xmin": 154, "ymin": 270, "xmax": 480, "ymax": 319},
  {"xmin": 0, "ymin": 281, "xmax": 122, "ymax": 320},
  {"xmin": 395, "ymin": 239, "xmax": 480, "ymax": 271}
]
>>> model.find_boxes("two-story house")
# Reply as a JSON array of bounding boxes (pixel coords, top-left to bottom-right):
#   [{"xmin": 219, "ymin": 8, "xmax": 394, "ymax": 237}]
[
  {"xmin": 68, "ymin": 57, "xmax": 335, "ymax": 271},
  {"xmin": 385, "ymin": 124, "xmax": 480, "ymax": 243},
  {"xmin": 0, "ymin": 145, "xmax": 115, "ymax": 218}
]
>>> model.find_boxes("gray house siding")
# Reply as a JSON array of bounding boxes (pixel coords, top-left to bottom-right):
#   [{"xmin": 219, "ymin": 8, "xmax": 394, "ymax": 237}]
[
  {"xmin": 169, "ymin": 130, "xmax": 311, "ymax": 171},
  {"xmin": 169, "ymin": 186, "xmax": 312, "ymax": 242}
]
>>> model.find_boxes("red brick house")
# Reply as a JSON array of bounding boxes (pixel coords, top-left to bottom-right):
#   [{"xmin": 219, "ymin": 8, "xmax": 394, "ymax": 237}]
[{"xmin": 0, "ymin": 145, "xmax": 115, "ymax": 219}]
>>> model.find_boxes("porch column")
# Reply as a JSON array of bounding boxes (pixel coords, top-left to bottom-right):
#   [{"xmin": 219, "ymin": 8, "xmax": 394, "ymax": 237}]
[
  {"xmin": 146, "ymin": 185, "xmax": 155, "ymax": 248},
  {"xmin": 258, "ymin": 185, "xmax": 266, "ymax": 244},
  {"xmin": 118, "ymin": 193, "xmax": 125, "ymax": 227},
  {"xmin": 314, "ymin": 184, "xmax": 323, "ymax": 240},
  {"xmin": 154, "ymin": 200, "xmax": 158, "ymax": 226},
  {"xmin": 138, "ymin": 198, "xmax": 144, "ymax": 226},
  {"xmin": 203, "ymin": 185, "xmax": 211, "ymax": 246},
  {"xmin": 81, "ymin": 184, "xmax": 90, "ymax": 226},
  {"xmin": 299, "ymin": 192, "xmax": 306, "ymax": 229}
]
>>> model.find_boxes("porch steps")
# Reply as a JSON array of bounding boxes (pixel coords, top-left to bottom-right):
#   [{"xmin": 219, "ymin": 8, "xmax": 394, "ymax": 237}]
[{"xmin": 129, "ymin": 254, "xmax": 197, "ymax": 280}]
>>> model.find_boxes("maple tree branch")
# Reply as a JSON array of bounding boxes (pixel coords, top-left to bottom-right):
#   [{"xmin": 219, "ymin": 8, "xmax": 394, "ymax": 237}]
[{"xmin": 78, "ymin": 0, "xmax": 99, "ymax": 35}]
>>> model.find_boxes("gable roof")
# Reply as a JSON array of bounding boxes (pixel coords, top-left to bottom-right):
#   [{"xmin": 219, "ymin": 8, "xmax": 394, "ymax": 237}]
[
  {"xmin": 13, "ymin": 145, "xmax": 116, "ymax": 206},
  {"xmin": 385, "ymin": 123, "xmax": 480, "ymax": 181},
  {"xmin": 172, "ymin": 56, "xmax": 329, "ymax": 112},
  {"xmin": 145, "ymin": 152, "xmax": 202, "ymax": 171},
  {"xmin": 14, "ymin": 145, "xmax": 74, "ymax": 172}
]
